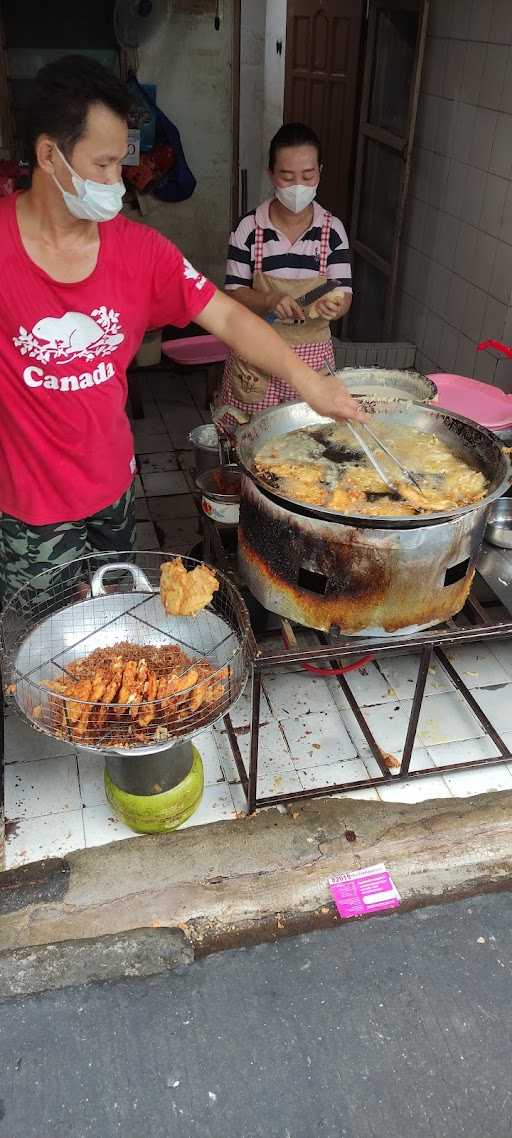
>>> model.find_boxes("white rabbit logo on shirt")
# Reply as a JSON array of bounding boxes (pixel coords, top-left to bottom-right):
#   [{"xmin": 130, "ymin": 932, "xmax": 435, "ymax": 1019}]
[
  {"xmin": 13, "ymin": 306, "xmax": 125, "ymax": 364},
  {"xmin": 182, "ymin": 258, "xmax": 207, "ymax": 290}
]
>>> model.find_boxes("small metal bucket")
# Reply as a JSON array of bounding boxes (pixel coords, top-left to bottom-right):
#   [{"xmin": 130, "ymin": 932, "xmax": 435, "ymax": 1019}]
[
  {"xmin": 196, "ymin": 465, "xmax": 241, "ymax": 528},
  {"xmin": 188, "ymin": 424, "xmax": 220, "ymax": 472}
]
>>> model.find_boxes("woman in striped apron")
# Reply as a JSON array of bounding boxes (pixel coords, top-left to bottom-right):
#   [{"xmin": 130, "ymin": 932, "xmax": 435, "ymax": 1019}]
[{"xmin": 217, "ymin": 122, "xmax": 352, "ymax": 435}]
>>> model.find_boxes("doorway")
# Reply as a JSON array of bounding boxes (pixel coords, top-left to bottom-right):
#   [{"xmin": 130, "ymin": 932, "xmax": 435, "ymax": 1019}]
[
  {"xmin": 348, "ymin": 0, "xmax": 429, "ymax": 341},
  {"xmin": 284, "ymin": 0, "xmax": 364, "ymax": 222}
]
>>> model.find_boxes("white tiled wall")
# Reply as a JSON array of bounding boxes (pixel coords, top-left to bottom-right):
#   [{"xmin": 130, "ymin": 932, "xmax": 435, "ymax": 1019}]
[{"xmin": 395, "ymin": 0, "xmax": 512, "ymax": 392}]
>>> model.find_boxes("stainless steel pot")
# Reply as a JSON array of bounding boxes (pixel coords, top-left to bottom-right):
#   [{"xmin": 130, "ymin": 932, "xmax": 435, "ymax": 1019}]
[
  {"xmin": 485, "ymin": 498, "xmax": 512, "ymax": 549},
  {"xmin": 236, "ymin": 400, "xmax": 512, "ymax": 636}
]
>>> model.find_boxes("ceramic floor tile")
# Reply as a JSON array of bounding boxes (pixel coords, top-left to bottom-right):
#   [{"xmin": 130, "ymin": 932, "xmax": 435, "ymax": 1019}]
[
  {"xmin": 226, "ymin": 779, "xmax": 253, "ymax": 815},
  {"xmin": 334, "ymin": 787, "xmax": 380, "ymax": 801},
  {"xmin": 298, "ymin": 758, "xmax": 372, "ymax": 791},
  {"xmin": 358, "ymin": 745, "xmax": 433, "ymax": 778},
  {"xmin": 141, "ymin": 470, "xmax": 189, "ymax": 496},
  {"xmin": 154, "ymin": 388, "xmax": 196, "ymax": 410},
  {"xmin": 230, "ymin": 719, "xmax": 294, "ymax": 775},
  {"xmin": 132, "ymin": 417, "xmax": 169, "ymax": 444},
  {"xmin": 82, "ymin": 803, "xmax": 137, "ymax": 848},
  {"xmin": 280, "ymin": 709, "xmax": 357, "ymax": 768},
  {"xmin": 194, "ymin": 728, "xmax": 225, "ymax": 784},
  {"xmin": 255, "ymin": 766, "xmax": 302, "ymax": 799},
  {"xmin": 183, "ymin": 470, "xmax": 200, "ymax": 494},
  {"xmin": 262, "ymin": 671, "xmax": 336, "ymax": 720},
  {"xmin": 213, "ymin": 728, "xmax": 246, "ymax": 784},
  {"xmin": 325, "ymin": 681, "xmax": 459, "ymax": 767},
  {"xmin": 176, "ymin": 449, "xmax": 197, "ymax": 471},
  {"xmin": 5, "ymin": 755, "xmax": 81, "ymax": 820},
  {"xmin": 77, "ymin": 751, "xmax": 106, "ymax": 807},
  {"xmin": 5, "ymin": 810, "xmax": 85, "ymax": 869},
  {"xmin": 136, "ymin": 521, "xmax": 161, "ymax": 550},
  {"xmin": 138, "ymin": 451, "xmax": 179, "ymax": 475},
  {"xmin": 362, "ymin": 701, "xmax": 415, "ymax": 754},
  {"xmin": 344, "ymin": 661, "xmax": 398, "ymax": 707},
  {"xmin": 219, "ymin": 678, "xmax": 271, "ymax": 732},
  {"xmin": 324, "ymin": 680, "xmax": 370, "ymax": 752},
  {"xmin": 155, "ymin": 518, "xmax": 201, "ymax": 555},
  {"xmin": 405, "ymin": 746, "xmax": 437, "ymax": 773},
  {"xmin": 184, "ymin": 374, "xmax": 209, "ymax": 405},
  {"xmin": 442, "ymin": 764, "xmax": 512, "ymax": 798},
  {"xmin": 377, "ymin": 653, "xmax": 454, "ymax": 698},
  {"xmin": 416, "ymin": 691, "xmax": 486, "ymax": 746},
  {"xmin": 160, "ymin": 403, "xmax": 204, "ymax": 429},
  {"xmin": 180, "ymin": 782, "xmax": 238, "ymax": 828},
  {"xmin": 5, "ymin": 715, "xmax": 76, "ymax": 762},
  {"xmin": 427, "ymin": 736, "xmax": 504, "ymax": 767},
  {"xmin": 132, "ymin": 431, "xmax": 172, "ymax": 453},
  {"xmin": 147, "ymin": 493, "xmax": 199, "ymax": 521},
  {"xmin": 376, "ymin": 776, "xmax": 451, "ymax": 804},
  {"xmin": 130, "ymin": 393, "xmax": 161, "ymax": 416},
  {"xmin": 166, "ymin": 432, "xmax": 195, "ymax": 451},
  {"xmin": 474, "ymin": 684, "xmax": 512, "ymax": 735},
  {"xmin": 135, "ymin": 497, "xmax": 150, "ymax": 520},
  {"xmin": 215, "ymin": 716, "xmax": 298, "ymax": 793},
  {"xmin": 491, "ymin": 640, "xmax": 512, "ymax": 679},
  {"xmin": 134, "ymin": 475, "xmax": 145, "ymax": 499},
  {"xmin": 443, "ymin": 643, "xmax": 510, "ymax": 688}
]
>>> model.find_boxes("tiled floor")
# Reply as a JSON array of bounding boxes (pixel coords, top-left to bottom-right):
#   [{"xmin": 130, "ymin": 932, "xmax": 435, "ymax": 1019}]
[{"xmin": 4, "ymin": 371, "xmax": 512, "ymax": 868}]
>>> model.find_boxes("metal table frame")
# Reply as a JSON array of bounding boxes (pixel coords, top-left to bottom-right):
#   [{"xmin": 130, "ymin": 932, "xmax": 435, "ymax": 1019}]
[{"xmin": 222, "ymin": 587, "xmax": 512, "ymax": 815}]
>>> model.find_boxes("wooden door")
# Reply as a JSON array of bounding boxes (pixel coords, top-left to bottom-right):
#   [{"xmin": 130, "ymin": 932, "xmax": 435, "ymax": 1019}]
[
  {"xmin": 347, "ymin": 0, "xmax": 429, "ymax": 341},
  {"xmin": 284, "ymin": 0, "xmax": 364, "ymax": 222}
]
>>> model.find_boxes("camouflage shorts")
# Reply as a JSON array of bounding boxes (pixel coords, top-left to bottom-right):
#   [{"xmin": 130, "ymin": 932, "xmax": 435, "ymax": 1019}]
[{"xmin": 0, "ymin": 483, "xmax": 136, "ymax": 606}]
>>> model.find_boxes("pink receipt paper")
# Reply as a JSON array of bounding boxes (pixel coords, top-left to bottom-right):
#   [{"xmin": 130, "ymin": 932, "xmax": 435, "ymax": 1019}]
[{"xmin": 329, "ymin": 863, "xmax": 401, "ymax": 919}]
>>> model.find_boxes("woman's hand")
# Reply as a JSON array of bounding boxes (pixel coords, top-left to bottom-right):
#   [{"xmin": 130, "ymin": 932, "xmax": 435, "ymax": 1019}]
[
  {"xmin": 314, "ymin": 292, "xmax": 352, "ymax": 321},
  {"xmin": 197, "ymin": 292, "xmax": 363, "ymax": 421},
  {"xmin": 271, "ymin": 293, "xmax": 305, "ymax": 322}
]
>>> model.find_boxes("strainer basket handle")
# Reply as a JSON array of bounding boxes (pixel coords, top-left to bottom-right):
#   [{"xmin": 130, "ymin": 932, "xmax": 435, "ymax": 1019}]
[{"xmin": 90, "ymin": 562, "xmax": 153, "ymax": 597}]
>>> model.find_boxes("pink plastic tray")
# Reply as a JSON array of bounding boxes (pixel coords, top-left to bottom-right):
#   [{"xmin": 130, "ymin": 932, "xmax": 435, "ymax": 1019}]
[
  {"xmin": 429, "ymin": 372, "xmax": 512, "ymax": 430},
  {"xmin": 162, "ymin": 334, "xmax": 229, "ymax": 367}
]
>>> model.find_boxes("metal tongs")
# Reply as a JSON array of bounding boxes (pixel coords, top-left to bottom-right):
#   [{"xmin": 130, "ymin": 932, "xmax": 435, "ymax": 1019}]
[{"xmin": 323, "ymin": 360, "xmax": 425, "ymax": 497}]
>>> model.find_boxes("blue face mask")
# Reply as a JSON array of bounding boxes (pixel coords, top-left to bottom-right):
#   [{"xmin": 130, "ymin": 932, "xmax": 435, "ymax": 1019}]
[{"xmin": 53, "ymin": 147, "xmax": 125, "ymax": 222}]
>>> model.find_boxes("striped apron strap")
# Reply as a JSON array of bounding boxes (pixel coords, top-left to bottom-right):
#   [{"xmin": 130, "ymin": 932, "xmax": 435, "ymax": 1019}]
[{"xmin": 253, "ymin": 224, "xmax": 264, "ymax": 274}]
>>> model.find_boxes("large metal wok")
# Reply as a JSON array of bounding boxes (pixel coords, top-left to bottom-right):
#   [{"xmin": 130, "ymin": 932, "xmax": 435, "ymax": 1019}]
[
  {"xmin": 1, "ymin": 552, "xmax": 254, "ymax": 757},
  {"xmin": 236, "ymin": 398, "xmax": 511, "ymax": 528},
  {"xmin": 236, "ymin": 400, "xmax": 512, "ymax": 636}
]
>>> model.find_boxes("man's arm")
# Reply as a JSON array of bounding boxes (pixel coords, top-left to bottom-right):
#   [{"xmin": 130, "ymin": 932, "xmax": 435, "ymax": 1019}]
[{"xmin": 196, "ymin": 290, "xmax": 362, "ymax": 422}]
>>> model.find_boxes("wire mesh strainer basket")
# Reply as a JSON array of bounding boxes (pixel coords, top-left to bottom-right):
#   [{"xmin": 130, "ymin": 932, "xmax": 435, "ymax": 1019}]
[{"xmin": 1, "ymin": 552, "xmax": 255, "ymax": 755}]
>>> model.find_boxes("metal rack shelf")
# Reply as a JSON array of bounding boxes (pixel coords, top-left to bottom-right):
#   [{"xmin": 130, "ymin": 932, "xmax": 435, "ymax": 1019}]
[{"xmin": 221, "ymin": 545, "xmax": 512, "ymax": 813}]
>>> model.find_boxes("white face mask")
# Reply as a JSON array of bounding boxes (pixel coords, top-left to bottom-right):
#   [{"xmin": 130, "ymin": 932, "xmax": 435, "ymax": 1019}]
[
  {"xmin": 53, "ymin": 147, "xmax": 125, "ymax": 222},
  {"xmin": 275, "ymin": 183, "xmax": 318, "ymax": 213}
]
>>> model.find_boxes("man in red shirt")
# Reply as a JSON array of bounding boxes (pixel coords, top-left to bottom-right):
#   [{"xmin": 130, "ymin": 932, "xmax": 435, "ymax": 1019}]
[{"xmin": 0, "ymin": 55, "xmax": 359, "ymax": 602}]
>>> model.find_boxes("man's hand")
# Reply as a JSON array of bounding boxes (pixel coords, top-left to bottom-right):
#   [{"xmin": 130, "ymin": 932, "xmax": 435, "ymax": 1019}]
[{"xmin": 303, "ymin": 374, "xmax": 364, "ymax": 423}]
